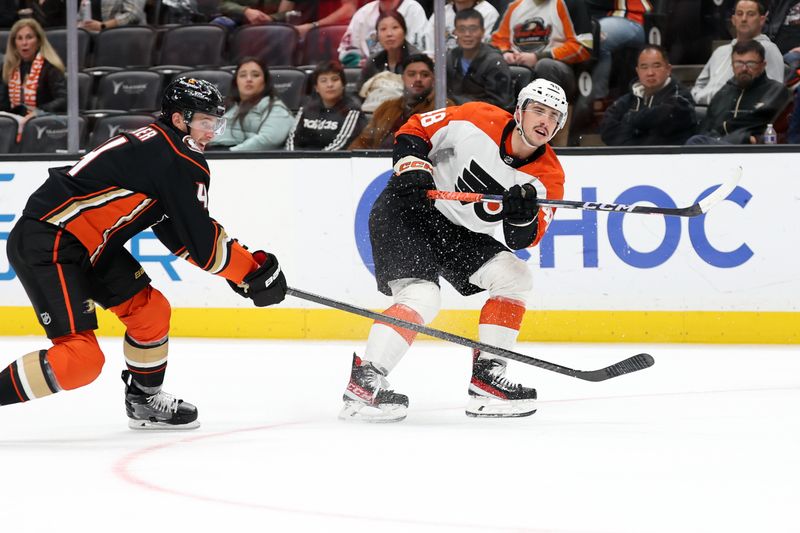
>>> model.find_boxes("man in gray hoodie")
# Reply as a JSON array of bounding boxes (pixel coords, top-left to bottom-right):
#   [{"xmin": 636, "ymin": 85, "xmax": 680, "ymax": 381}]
[{"xmin": 692, "ymin": 0, "xmax": 784, "ymax": 106}]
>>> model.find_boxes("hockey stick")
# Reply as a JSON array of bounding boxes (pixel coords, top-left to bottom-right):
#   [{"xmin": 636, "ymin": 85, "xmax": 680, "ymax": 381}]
[
  {"xmin": 427, "ymin": 166, "xmax": 742, "ymax": 217},
  {"xmin": 286, "ymin": 287, "xmax": 654, "ymax": 382}
]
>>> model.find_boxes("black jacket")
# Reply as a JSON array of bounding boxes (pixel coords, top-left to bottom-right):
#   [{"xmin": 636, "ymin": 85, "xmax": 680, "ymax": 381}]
[
  {"xmin": 446, "ymin": 43, "xmax": 514, "ymax": 111},
  {"xmin": 600, "ymin": 77, "xmax": 696, "ymax": 146},
  {"xmin": 22, "ymin": 119, "xmax": 256, "ymax": 281},
  {"xmin": 358, "ymin": 42, "xmax": 421, "ymax": 90},
  {"xmin": 285, "ymin": 94, "xmax": 367, "ymax": 150},
  {"xmin": 0, "ymin": 60, "xmax": 67, "ymax": 115},
  {"xmin": 698, "ymin": 71, "xmax": 791, "ymax": 144}
]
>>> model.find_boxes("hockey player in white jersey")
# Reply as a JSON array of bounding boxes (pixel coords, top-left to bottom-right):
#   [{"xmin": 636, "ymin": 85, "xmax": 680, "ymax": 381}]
[{"xmin": 340, "ymin": 78, "xmax": 568, "ymax": 422}]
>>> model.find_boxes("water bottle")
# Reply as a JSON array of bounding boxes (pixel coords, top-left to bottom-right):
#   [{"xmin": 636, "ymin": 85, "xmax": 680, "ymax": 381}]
[
  {"xmin": 80, "ymin": 0, "xmax": 92, "ymax": 21},
  {"xmin": 763, "ymin": 123, "xmax": 777, "ymax": 145}
]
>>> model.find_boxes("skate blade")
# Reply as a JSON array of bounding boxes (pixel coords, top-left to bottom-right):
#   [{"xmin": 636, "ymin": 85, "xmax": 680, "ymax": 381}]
[
  {"xmin": 128, "ymin": 419, "xmax": 201, "ymax": 430},
  {"xmin": 338, "ymin": 401, "xmax": 407, "ymax": 423},
  {"xmin": 465, "ymin": 396, "xmax": 536, "ymax": 418}
]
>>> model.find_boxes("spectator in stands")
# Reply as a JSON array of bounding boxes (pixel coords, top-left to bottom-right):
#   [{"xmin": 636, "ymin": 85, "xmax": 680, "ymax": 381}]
[
  {"xmin": 26, "ymin": 0, "xmax": 66, "ymax": 27},
  {"xmin": 692, "ymin": 0, "xmax": 784, "ymax": 106},
  {"xmin": 600, "ymin": 45, "xmax": 696, "ymax": 146},
  {"xmin": 338, "ymin": 0, "xmax": 427, "ymax": 67},
  {"xmin": 0, "ymin": 18, "xmax": 66, "ymax": 137},
  {"xmin": 787, "ymin": 87, "xmax": 800, "ymax": 142},
  {"xmin": 359, "ymin": 11, "xmax": 421, "ymax": 88},
  {"xmin": 280, "ymin": 0, "xmax": 359, "ymax": 39},
  {"xmin": 446, "ymin": 8, "xmax": 513, "ymax": 110},
  {"xmin": 214, "ymin": 0, "xmax": 284, "ymax": 28},
  {"xmin": 765, "ymin": 1, "xmax": 800, "ymax": 81},
  {"xmin": 1, "ymin": 0, "xmax": 20, "ymax": 28},
  {"xmin": 686, "ymin": 40, "xmax": 790, "ymax": 144},
  {"xmin": 206, "ymin": 57, "xmax": 294, "ymax": 151},
  {"xmin": 490, "ymin": 0, "xmax": 591, "ymax": 144},
  {"xmin": 286, "ymin": 60, "xmax": 367, "ymax": 150},
  {"xmin": 78, "ymin": 0, "xmax": 146, "ymax": 30},
  {"xmin": 584, "ymin": 1, "xmax": 651, "ymax": 104},
  {"xmin": 421, "ymin": 0, "xmax": 499, "ymax": 54},
  {"xmin": 349, "ymin": 53, "xmax": 454, "ymax": 148}
]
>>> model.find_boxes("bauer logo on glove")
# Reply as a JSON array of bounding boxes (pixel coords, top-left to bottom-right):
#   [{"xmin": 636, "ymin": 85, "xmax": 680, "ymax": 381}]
[{"xmin": 228, "ymin": 251, "xmax": 287, "ymax": 307}]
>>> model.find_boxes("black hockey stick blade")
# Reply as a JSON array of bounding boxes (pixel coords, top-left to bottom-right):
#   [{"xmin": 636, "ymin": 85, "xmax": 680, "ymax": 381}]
[{"xmin": 286, "ymin": 287, "xmax": 655, "ymax": 382}]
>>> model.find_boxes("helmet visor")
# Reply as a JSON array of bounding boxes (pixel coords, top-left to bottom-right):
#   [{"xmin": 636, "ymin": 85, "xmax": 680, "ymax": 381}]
[
  {"xmin": 520, "ymin": 101, "xmax": 564, "ymax": 127},
  {"xmin": 188, "ymin": 115, "xmax": 226, "ymax": 135}
]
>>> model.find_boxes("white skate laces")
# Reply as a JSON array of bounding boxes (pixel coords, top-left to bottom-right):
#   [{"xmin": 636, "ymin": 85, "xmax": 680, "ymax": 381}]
[{"xmin": 146, "ymin": 390, "xmax": 180, "ymax": 413}]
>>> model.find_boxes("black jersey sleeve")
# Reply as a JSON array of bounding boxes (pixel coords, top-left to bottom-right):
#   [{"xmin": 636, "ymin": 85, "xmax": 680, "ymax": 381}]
[{"xmin": 148, "ymin": 127, "xmax": 257, "ymax": 283}]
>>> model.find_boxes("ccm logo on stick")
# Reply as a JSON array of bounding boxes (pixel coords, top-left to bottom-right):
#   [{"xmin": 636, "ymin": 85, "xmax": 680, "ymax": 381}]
[{"xmin": 582, "ymin": 202, "xmax": 636, "ymax": 212}]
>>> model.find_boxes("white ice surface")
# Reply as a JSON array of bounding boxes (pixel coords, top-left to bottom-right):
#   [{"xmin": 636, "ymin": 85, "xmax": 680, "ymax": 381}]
[{"xmin": 0, "ymin": 337, "xmax": 798, "ymax": 533}]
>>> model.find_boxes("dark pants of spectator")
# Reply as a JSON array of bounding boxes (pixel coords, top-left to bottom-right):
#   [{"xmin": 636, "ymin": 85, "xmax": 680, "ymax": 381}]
[
  {"xmin": 685, "ymin": 134, "xmax": 732, "ymax": 145},
  {"xmin": 533, "ymin": 59, "xmax": 577, "ymax": 102}
]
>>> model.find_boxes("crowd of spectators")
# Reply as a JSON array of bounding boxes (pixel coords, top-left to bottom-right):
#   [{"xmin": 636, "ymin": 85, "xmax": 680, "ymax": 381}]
[{"xmin": 2, "ymin": 0, "xmax": 800, "ymax": 153}]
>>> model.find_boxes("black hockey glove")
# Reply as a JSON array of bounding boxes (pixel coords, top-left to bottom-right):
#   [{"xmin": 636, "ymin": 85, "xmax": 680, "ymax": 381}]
[
  {"xmin": 502, "ymin": 184, "xmax": 539, "ymax": 225},
  {"xmin": 228, "ymin": 251, "xmax": 287, "ymax": 307},
  {"xmin": 386, "ymin": 156, "xmax": 436, "ymax": 211}
]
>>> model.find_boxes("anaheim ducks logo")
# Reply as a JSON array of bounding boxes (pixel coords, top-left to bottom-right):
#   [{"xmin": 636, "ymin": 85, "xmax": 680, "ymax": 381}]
[
  {"xmin": 512, "ymin": 17, "xmax": 551, "ymax": 53},
  {"xmin": 455, "ymin": 160, "xmax": 505, "ymax": 222},
  {"xmin": 182, "ymin": 134, "xmax": 203, "ymax": 154}
]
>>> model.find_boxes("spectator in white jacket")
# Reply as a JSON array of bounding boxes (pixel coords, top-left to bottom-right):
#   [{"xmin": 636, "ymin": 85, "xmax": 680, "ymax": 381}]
[
  {"xmin": 338, "ymin": 0, "xmax": 427, "ymax": 67},
  {"xmin": 692, "ymin": 0, "xmax": 785, "ymax": 105}
]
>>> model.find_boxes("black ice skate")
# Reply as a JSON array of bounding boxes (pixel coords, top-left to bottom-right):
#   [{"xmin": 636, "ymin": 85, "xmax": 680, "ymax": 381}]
[
  {"xmin": 122, "ymin": 370, "xmax": 200, "ymax": 430},
  {"xmin": 466, "ymin": 350, "xmax": 537, "ymax": 418},
  {"xmin": 339, "ymin": 354, "xmax": 409, "ymax": 422}
]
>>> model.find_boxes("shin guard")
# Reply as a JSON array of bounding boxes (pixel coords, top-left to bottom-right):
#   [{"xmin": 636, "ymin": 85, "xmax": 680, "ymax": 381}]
[{"xmin": 110, "ymin": 286, "xmax": 171, "ymax": 394}]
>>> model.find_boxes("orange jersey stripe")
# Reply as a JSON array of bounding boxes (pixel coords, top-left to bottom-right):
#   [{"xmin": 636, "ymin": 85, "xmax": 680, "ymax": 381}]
[
  {"xmin": 552, "ymin": 0, "xmax": 591, "ymax": 64},
  {"xmin": 39, "ymin": 185, "xmax": 119, "ymax": 222},
  {"xmin": 377, "ymin": 304, "xmax": 423, "ymax": 344},
  {"xmin": 62, "ymin": 193, "xmax": 157, "ymax": 264}
]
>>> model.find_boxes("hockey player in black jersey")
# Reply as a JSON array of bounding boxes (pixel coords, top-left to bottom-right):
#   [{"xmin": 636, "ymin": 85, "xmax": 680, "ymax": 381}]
[{"xmin": 0, "ymin": 77, "xmax": 287, "ymax": 429}]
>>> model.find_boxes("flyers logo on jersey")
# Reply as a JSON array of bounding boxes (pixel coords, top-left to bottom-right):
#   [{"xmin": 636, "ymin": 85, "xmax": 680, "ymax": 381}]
[{"xmin": 455, "ymin": 160, "xmax": 505, "ymax": 222}]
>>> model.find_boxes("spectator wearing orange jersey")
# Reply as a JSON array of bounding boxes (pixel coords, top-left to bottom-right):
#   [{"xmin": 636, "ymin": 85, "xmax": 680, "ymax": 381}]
[{"xmin": 490, "ymin": 0, "xmax": 591, "ymax": 102}]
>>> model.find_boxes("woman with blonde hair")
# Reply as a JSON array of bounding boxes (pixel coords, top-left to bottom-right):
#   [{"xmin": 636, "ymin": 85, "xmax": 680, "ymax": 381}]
[{"xmin": 0, "ymin": 18, "xmax": 67, "ymax": 133}]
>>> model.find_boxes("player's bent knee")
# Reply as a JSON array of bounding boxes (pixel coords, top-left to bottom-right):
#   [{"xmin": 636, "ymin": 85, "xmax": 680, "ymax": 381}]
[
  {"xmin": 111, "ymin": 285, "xmax": 171, "ymax": 343},
  {"xmin": 471, "ymin": 252, "xmax": 533, "ymax": 301},
  {"xmin": 390, "ymin": 279, "xmax": 441, "ymax": 325},
  {"xmin": 47, "ymin": 331, "xmax": 106, "ymax": 390}
]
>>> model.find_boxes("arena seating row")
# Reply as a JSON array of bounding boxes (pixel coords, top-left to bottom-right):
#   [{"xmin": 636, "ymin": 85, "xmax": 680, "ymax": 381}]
[
  {"xmin": 66, "ymin": 65, "xmax": 366, "ymax": 115},
  {"xmin": 0, "ymin": 61, "xmax": 535, "ymax": 154},
  {"xmin": 0, "ymin": 23, "xmax": 347, "ymax": 71}
]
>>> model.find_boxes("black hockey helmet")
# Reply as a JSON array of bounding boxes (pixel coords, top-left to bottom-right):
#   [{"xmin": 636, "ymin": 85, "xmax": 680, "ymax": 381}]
[{"xmin": 160, "ymin": 76, "xmax": 226, "ymax": 128}]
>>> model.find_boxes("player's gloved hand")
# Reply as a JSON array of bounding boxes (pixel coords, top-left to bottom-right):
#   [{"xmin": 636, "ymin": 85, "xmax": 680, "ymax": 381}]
[
  {"xmin": 227, "ymin": 251, "xmax": 287, "ymax": 307},
  {"xmin": 387, "ymin": 156, "xmax": 435, "ymax": 210},
  {"xmin": 502, "ymin": 184, "xmax": 539, "ymax": 225}
]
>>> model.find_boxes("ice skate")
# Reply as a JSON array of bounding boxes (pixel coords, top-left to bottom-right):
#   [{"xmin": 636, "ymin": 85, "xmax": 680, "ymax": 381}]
[
  {"xmin": 339, "ymin": 354, "xmax": 408, "ymax": 422},
  {"xmin": 122, "ymin": 370, "xmax": 200, "ymax": 430},
  {"xmin": 466, "ymin": 350, "xmax": 537, "ymax": 418}
]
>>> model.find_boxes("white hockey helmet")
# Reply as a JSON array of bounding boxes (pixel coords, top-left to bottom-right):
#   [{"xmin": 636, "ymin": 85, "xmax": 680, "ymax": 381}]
[{"xmin": 516, "ymin": 78, "xmax": 569, "ymax": 132}]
